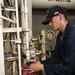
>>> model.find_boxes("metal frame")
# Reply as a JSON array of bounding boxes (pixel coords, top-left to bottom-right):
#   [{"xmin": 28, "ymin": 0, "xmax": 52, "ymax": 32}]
[
  {"xmin": 0, "ymin": 0, "xmax": 32, "ymax": 75},
  {"xmin": 0, "ymin": 0, "xmax": 22, "ymax": 75}
]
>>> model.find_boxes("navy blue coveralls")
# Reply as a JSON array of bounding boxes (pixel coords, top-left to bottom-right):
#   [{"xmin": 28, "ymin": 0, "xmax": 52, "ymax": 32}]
[{"xmin": 41, "ymin": 22, "xmax": 75, "ymax": 75}]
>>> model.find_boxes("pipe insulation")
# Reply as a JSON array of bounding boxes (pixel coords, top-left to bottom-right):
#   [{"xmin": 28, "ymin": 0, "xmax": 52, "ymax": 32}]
[
  {"xmin": 19, "ymin": 0, "xmax": 75, "ymax": 10},
  {"xmin": 32, "ymin": 0, "xmax": 75, "ymax": 10}
]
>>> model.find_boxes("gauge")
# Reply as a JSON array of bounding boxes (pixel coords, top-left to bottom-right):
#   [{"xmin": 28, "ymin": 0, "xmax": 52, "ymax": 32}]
[{"xmin": 46, "ymin": 30, "xmax": 55, "ymax": 40}]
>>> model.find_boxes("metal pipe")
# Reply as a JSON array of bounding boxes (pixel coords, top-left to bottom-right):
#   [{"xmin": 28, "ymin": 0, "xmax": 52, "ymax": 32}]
[
  {"xmin": 0, "ymin": 0, "xmax": 3, "ymax": 5},
  {"xmin": 12, "ymin": 35, "xmax": 18, "ymax": 75},
  {"xmin": 3, "ymin": 8, "xmax": 16, "ymax": 11},
  {"xmin": 0, "ymin": 2, "xmax": 5, "ymax": 75},
  {"xmin": 0, "ymin": 15, "xmax": 16, "ymax": 23},
  {"xmin": 3, "ymin": 27, "xmax": 22, "ymax": 33},
  {"xmin": 15, "ymin": 0, "xmax": 21, "ymax": 75},
  {"xmin": 28, "ymin": 0, "xmax": 32, "ymax": 37},
  {"xmin": 21, "ymin": 0, "xmax": 26, "ymax": 56},
  {"xmin": 10, "ymin": 11, "xmax": 17, "ymax": 75},
  {"xmin": 21, "ymin": 0, "xmax": 25, "ymax": 28},
  {"xmin": 24, "ymin": 0, "xmax": 30, "ymax": 60},
  {"xmin": 21, "ymin": 0, "xmax": 31, "ymax": 61},
  {"xmin": 25, "ymin": 0, "xmax": 29, "ymax": 49}
]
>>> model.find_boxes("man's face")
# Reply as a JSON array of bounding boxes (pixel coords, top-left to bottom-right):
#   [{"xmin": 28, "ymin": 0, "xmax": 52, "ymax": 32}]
[{"xmin": 48, "ymin": 15, "xmax": 61, "ymax": 31}]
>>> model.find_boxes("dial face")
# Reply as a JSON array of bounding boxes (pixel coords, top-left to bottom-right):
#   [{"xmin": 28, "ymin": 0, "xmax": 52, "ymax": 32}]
[
  {"xmin": 46, "ymin": 30, "xmax": 55, "ymax": 40},
  {"xmin": 47, "ymin": 32, "xmax": 53, "ymax": 39}
]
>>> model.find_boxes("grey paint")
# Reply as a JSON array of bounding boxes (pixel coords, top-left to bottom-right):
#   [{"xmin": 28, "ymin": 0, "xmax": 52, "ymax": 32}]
[{"xmin": 32, "ymin": 9, "xmax": 75, "ymax": 51}]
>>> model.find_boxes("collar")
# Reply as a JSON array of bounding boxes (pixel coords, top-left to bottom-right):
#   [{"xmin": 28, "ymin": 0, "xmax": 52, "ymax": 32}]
[{"xmin": 59, "ymin": 21, "xmax": 73, "ymax": 39}]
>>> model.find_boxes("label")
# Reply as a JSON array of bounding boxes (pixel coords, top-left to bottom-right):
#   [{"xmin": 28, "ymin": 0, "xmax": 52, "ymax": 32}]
[{"xmin": 48, "ymin": 0, "xmax": 71, "ymax": 2}]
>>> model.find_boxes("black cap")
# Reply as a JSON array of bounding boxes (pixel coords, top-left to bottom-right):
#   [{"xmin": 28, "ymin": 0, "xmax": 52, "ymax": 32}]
[{"xmin": 42, "ymin": 5, "xmax": 67, "ymax": 25}]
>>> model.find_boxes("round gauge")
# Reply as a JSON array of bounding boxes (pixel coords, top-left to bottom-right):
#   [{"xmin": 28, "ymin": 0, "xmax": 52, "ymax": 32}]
[{"xmin": 46, "ymin": 30, "xmax": 55, "ymax": 40}]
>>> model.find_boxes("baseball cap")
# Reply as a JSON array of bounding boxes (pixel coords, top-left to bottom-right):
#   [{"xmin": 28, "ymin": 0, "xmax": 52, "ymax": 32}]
[{"xmin": 42, "ymin": 5, "xmax": 67, "ymax": 25}]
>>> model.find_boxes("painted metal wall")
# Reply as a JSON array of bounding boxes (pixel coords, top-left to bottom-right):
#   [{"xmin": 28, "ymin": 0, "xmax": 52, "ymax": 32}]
[{"xmin": 32, "ymin": 9, "xmax": 75, "ymax": 50}]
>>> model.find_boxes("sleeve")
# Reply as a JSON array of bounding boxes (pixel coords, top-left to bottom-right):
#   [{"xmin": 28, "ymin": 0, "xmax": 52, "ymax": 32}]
[
  {"xmin": 41, "ymin": 44, "xmax": 62, "ymax": 65},
  {"xmin": 43, "ymin": 35, "xmax": 75, "ymax": 75},
  {"xmin": 41, "ymin": 35, "xmax": 62, "ymax": 65}
]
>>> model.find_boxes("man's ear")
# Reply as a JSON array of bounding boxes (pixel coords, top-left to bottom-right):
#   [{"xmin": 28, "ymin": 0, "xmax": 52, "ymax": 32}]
[
  {"xmin": 59, "ymin": 14, "xmax": 63, "ymax": 20},
  {"xmin": 59, "ymin": 16, "xmax": 62, "ymax": 20}
]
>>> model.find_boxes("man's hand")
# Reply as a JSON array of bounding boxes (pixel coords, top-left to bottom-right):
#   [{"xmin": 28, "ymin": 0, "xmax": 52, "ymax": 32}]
[{"xmin": 29, "ymin": 62, "xmax": 44, "ymax": 73}]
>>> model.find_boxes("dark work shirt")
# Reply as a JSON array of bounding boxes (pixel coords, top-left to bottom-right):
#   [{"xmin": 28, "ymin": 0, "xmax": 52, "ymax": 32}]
[{"xmin": 41, "ymin": 21, "xmax": 75, "ymax": 75}]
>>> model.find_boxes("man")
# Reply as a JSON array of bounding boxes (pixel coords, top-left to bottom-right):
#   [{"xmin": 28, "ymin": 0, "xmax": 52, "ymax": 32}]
[{"xmin": 29, "ymin": 5, "xmax": 75, "ymax": 75}]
